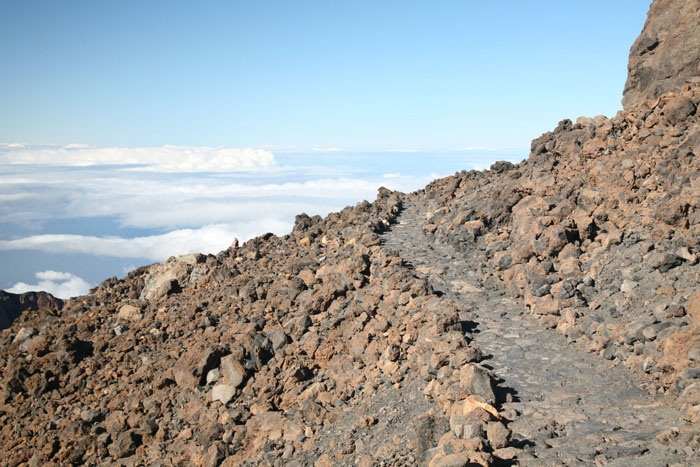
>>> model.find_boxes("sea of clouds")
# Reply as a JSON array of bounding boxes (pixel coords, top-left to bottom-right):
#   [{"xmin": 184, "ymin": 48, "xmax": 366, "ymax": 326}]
[{"xmin": 0, "ymin": 143, "xmax": 518, "ymax": 298}]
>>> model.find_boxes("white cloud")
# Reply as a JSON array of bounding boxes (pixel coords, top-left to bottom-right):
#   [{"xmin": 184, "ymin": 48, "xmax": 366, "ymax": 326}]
[
  {"xmin": 0, "ymin": 169, "xmax": 434, "ymax": 262},
  {"xmin": 0, "ymin": 158, "xmax": 438, "ymax": 233},
  {"xmin": 454, "ymin": 146, "xmax": 496, "ymax": 151},
  {"xmin": 311, "ymin": 147, "xmax": 343, "ymax": 152},
  {"xmin": 8, "ymin": 270, "xmax": 91, "ymax": 299},
  {"xmin": 256, "ymin": 144, "xmax": 297, "ymax": 151},
  {"xmin": 35, "ymin": 270, "xmax": 74, "ymax": 281},
  {"xmin": 0, "ymin": 165, "xmax": 416, "ymax": 229},
  {"xmin": 0, "ymin": 143, "xmax": 517, "ymax": 294},
  {"xmin": 0, "ymin": 193, "xmax": 36, "ymax": 202},
  {"xmin": 0, "ymin": 221, "xmax": 290, "ymax": 261},
  {"xmin": 0, "ymin": 145, "xmax": 276, "ymax": 172},
  {"xmin": 0, "ymin": 177, "xmax": 37, "ymax": 185}
]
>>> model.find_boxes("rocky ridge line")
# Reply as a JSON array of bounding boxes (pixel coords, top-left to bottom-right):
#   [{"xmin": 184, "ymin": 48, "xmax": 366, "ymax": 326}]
[
  {"xmin": 0, "ymin": 188, "xmax": 512, "ymax": 466},
  {"xmin": 0, "ymin": 291, "xmax": 63, "ymax": 331},
  {"xmin": 421, "ymin": 79, "xmax": 700, "ymax": 425}
]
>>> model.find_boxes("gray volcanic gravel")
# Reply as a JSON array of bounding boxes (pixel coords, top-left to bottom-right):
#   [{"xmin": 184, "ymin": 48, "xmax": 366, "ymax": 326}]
[{"xmin": 383, "ymin": 199, "xmax": 700, "ymax": 465}]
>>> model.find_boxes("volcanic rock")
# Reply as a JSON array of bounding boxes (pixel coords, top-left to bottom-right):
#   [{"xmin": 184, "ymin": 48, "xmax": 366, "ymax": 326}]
[
  {"xmin": 0, "ymin": 290, "xmax": 62, "ymax": 330},
  {"xmin": 623, "ymin": 0, "xmax": 700, "ymax": 109},
  {"xmin": 1, "ymin": 1, "xmax": 700, "ymax": 465}
]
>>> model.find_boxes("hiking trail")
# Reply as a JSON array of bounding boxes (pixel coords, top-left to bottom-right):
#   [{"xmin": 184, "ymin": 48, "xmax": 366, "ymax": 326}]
[{"xmin": 381, "ymin": 197, "xmax": 697, "ymax": 466}]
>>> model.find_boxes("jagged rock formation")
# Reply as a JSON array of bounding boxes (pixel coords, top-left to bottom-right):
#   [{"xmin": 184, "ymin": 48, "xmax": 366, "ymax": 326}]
[
  {"xmin": 2, "ymin": 0, "xmax": 700, "ymax": 465},
  {"xmin": 623, "ymin": 0, "xmax": 700, "ymax": 109},
  {"xmin": 0, "ymin": 290, "xmax": 62, "ymax": 330}
]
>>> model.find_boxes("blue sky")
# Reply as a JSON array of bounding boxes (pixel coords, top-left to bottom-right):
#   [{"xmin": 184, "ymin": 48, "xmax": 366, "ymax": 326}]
[
  {"xmin": 2, "ymin": 1, "xmax": 648, "ymax": 149},
  {"xmin": 0, "ymin": 1, "xmax": 650, "ymax": 297}
]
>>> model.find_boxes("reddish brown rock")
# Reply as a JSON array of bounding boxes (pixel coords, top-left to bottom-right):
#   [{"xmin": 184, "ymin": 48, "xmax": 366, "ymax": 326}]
[
  {"xmin": 687, "ymin": 291, "xmax": 700, "ymax": 327},
  {"xmin": 0, "ymin": 290, "xmax": 62, "ymax": 330}
]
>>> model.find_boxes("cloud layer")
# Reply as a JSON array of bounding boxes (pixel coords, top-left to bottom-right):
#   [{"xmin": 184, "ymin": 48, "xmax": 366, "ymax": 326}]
[
  {"xmin": 1, "ymin": 143, "xmax": 514, "ymax": 296},
  {"xmin": 0, "ymin": 158, "xmax": 436, "ymax": 232},
  {"xmin": 8, "ymin": 270, "xmax": 91, "ymax": 299},
  {"xmin": 0, "ymin": 222, "xmax": 289, "ymax": 262},
  {"xmin": 0, "ymin": 144, "xmax": 276, "ymax": 172}
]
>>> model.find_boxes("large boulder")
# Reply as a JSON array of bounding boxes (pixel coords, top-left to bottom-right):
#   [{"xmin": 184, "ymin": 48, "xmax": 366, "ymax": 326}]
[
  {"xmin": 622, "ymin": 0, "xmax": 700, "ymax": 109},
  {"xmin": 139, "ymin": 253, "xmax": 205, "ymax": 301}
]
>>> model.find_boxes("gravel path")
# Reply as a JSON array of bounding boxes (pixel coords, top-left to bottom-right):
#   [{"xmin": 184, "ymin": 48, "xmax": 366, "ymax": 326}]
[
  {"xmin": 286, "ymin": 375, "xmax": 445, "ymax": 467},
  {"xmin": 382, "ymin": 198, "xmax": 698, "ymax": 466}
]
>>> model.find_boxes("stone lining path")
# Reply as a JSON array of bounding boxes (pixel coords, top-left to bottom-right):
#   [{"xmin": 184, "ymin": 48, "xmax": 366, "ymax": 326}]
[{"xmin": 382, "ymin": 198, "xmax": 697, "ymax": 466}]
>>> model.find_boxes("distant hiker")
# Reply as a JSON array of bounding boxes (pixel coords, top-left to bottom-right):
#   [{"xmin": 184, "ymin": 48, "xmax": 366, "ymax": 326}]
[{"xmin": 232, "ymin": 237, "xmax": 239, "ymax": 251}]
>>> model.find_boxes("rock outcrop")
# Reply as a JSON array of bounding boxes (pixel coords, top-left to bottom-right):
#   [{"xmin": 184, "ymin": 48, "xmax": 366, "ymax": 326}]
[
  {"xmin": 622, "ymin": 0, "xmax": 700, "ymax": 109},
  {"xmin": 0, "ymin": 290, "xmax": 63, "ymax": 330}
]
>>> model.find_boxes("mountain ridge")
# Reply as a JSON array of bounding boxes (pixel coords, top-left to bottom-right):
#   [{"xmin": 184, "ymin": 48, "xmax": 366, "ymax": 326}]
[
  {"xmin": 0, "ymin": 290, "xmax": 63, "ymax": 331},
  {"xmin": 2, "ymin": 0, "xmax": 700, "ymax": 465}
]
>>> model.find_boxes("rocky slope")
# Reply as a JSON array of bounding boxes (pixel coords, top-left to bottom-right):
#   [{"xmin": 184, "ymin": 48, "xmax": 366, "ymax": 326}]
[
  {"xmin": 0, "ymin": 190, "xmax": 508, "ymax": 466},
  {"xmin": 422, "ymin": 79, "xmax": 700, "ymax": 406},
  {"xmin": 386, "ymin": 200, "xmax": 698, "ymax": 465},
  {"xmin": 2, "ymin": 0, "xmax": 700, "ymax": 465}
]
